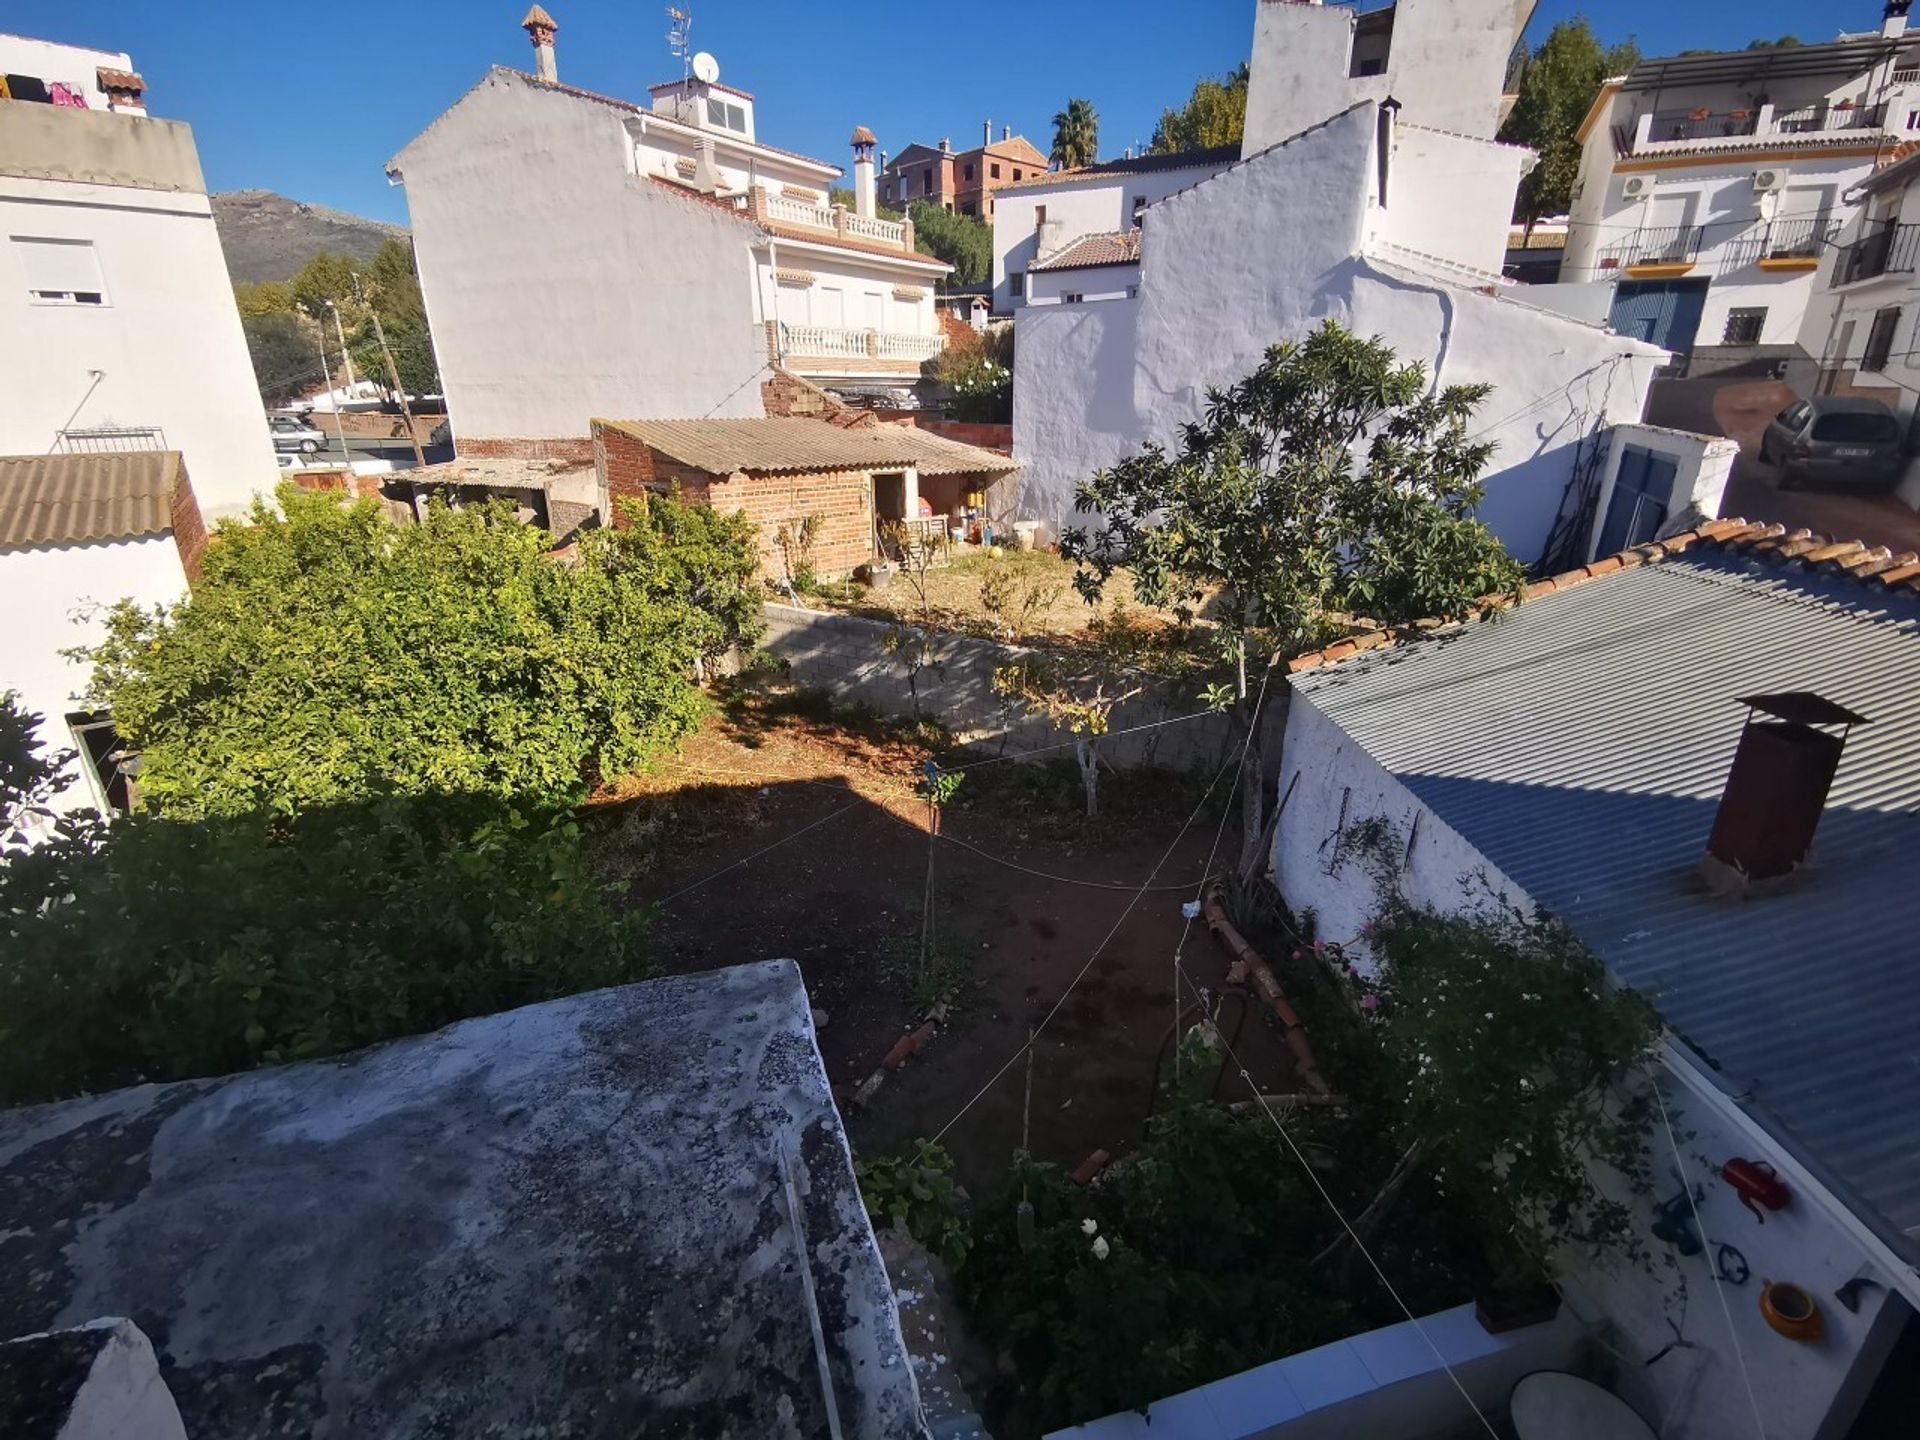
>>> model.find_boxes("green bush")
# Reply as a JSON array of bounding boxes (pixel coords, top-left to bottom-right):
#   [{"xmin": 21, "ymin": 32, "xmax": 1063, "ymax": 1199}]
[
  {"xmin": 82, "ymin": 483, "xmax": 762, "ymax": 820},
  {"xmin": 0, "ymin": 788, "xmax": 650, "ymax": 1104}
]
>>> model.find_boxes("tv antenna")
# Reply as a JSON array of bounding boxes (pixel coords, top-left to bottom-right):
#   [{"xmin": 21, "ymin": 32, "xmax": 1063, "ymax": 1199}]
[{"xmin": 665, "ymin": 6, "xmax": 693, "ymax": 79}]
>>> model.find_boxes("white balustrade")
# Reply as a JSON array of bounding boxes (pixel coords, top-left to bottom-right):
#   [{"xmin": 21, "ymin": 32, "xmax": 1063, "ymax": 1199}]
[
  {"xmin": 844, "ymin": 212, "xmax": 907, "ymax": 247},
  {"xmin": 763, "ymin": 192, "xmax": 836, "ymax": 232}
]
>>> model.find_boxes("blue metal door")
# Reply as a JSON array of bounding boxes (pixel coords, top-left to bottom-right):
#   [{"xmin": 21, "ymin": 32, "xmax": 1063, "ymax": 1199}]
[
  {"xmin": 1609, "ymin": 280, "xmax": 1709, "ymax": 354},
  {"xmin": 1597, "ymin": 445, "xmax": 1681, "ymax": 557}
]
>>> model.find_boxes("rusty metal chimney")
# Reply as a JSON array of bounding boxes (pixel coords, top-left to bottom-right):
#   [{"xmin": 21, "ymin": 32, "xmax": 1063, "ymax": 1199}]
[{"xmin": 1705, "ymin": 693, "xmax": 1869, "ymax": 880}]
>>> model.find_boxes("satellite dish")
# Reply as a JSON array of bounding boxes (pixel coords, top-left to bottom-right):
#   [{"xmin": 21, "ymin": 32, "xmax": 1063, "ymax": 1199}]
[{"xmin": 692, "ymin": 51, "xmax": 720, "ymax": 83}]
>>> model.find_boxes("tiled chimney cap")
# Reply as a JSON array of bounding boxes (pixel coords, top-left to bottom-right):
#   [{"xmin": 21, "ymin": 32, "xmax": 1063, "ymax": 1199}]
[
  {"xmin": 522, "ymin": 4, "xmax": 558, "ymax": 38},
  {"xmin": 850, "ymin": 125, "xmax": 877, "ymax": 146},
  {"xmin": 96, "ymin": 66, "xmax": 144, "ymax": 95}
]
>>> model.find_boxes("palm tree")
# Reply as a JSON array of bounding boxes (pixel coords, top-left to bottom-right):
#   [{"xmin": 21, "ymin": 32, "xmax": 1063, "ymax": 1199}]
[{"xmin": 1050, "ymin": 98, "xmax": 1099, "ymax": 170}]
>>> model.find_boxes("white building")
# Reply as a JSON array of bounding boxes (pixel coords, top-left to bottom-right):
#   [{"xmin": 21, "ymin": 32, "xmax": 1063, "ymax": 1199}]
[
  {"xmin": 1009, "ymin": 0, "xmax": 1711, "ymax": 569},
  {"xmin": 0, "ymin": 33, "xmax": 279, "ymax": 520},
  {"xmin": 0, "ymin": 452, "xmax": 206, "ymax": 820},
  {"xmin": 1272, "ymin": 521, "xmax": 1920, "ymax": 1440},
  {"xmin": 1556, "ymin": 8, "xmax": 1919, "ymax": 373},
  {"xmin": 387, "ymin": 7, "xmax": 950, "ymax": 461}
]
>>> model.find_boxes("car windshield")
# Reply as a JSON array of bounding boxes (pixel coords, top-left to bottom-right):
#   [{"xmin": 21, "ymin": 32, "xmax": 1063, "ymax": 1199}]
[{"xmin": 1811, "ymin": 412, "xmax": 1898, "ymax": 444}]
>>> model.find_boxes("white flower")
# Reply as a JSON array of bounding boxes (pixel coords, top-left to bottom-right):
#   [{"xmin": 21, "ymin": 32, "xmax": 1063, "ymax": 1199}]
[
  {"xmin": 1091, "ymin": 1236, "xmax": 1111, "ymax": 1260},
  {"xmin": 1081, "ymin": 1218, "xmax": 1098, "ymax": 1236}
]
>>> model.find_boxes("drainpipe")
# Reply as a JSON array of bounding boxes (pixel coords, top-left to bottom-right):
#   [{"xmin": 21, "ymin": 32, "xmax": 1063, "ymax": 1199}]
[{"xmin": 1202, "ymin": 885, "xmax": 1331, "ymax": 1095}]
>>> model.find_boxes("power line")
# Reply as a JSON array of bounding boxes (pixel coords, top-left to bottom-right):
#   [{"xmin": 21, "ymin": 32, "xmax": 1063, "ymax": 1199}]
[{"xmin": 936, "ymin": 706, "xmax": 1220, "ymax": 773}]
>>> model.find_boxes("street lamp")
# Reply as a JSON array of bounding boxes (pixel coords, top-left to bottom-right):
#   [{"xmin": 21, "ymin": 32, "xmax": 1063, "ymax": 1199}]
[{"xmin": 323, "ymin": 300, "xmax": 357, "ymax": 389}]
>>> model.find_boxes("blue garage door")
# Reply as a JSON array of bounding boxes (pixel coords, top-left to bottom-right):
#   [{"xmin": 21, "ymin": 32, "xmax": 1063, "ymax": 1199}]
[{"xmin": 1609, "ymin": 279, "xmax": 1709, "ymax": 355}]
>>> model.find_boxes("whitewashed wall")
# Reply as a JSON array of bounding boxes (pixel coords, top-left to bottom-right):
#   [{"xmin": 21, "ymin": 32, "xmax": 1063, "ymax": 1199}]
[
  {"xmin": 0, "ymin": 536, "xmax": 187, "ymax": 816},
  {"xmin": 991, "ymin": 161, "xmax": 1225, "ymax": 315},
  {"xmin": 393, "ymin": 72, "xmax": 769, "ymax": 446},
  {"xmin": 1586, "ymin": 422, "xmax": 1739, "ymax": 558},
  {"xmin": 1374, "ymin": 125, "xmax": 1530, "ymax": 279},
  {"xmin": 1026, "ymin": 266, "xmax": 1137, "ymax": 306},
  {"xmin": 0, "ymin": 179, "xmax": 279, "ymax": 522},
  {"xmin": 1271, "ymin": 689, "xmax": 1914, "ymax": 1440},
  {"xmin": 0, "ymin": 35, "xmax": 134, "ymax": 109},
  {"xmin": 1011, "ymin": 105, "xmax": 1665, "ymax": 562}
]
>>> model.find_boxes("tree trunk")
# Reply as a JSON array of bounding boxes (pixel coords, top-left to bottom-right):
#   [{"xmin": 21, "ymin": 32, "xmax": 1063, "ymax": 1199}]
[
  {"xmin": 1076, "ymin": 738, "xmax": 1099, "ymax": 818},
  {"xmin": 1313, "ymin": 1137, "xmax": 1429, "ymax": 1272}
]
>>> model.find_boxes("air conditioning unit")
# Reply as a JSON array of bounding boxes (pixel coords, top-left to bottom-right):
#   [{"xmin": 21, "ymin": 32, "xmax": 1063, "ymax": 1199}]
[
  {"xmin": 1622, "ymin": 174, "xmax": 1655, "ymax": 201},
  {"xmin": 1753, "ymin": 168, "xmax": 1789, "ymax": 194}
]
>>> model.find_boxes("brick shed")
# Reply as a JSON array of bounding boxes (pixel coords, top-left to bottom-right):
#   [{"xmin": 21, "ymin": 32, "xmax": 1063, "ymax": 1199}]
[{"xmin": 592, "ymin": 416, "xmax": 1019, "ymax": 577}]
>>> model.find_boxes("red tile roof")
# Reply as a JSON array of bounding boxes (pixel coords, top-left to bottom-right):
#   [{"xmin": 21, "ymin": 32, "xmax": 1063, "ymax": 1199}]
[
  {"xmin": 1030, "ymin": 229, "xmax": 1142, "ymax": 272},
  {"xmin": 1287, "ymin": 518, "xmax": 1920, "ymax": 676}
]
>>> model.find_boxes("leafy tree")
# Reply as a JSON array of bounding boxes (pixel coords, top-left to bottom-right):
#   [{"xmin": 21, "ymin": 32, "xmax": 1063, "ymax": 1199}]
[
  {"xmin": 932, "ymin": 324, "xmax": 1012, "ymax": 422},
  {"xmin": 829, "ymin": 185, "xmax": 903, "ymax": 222},
  {"xmin": 0, "ymin": 695, "xmax": 103, "ymax": 928},
  {"xmin": 1499, "ymin": 19, "xmax": 1641, "ymax": 230},
  {"xmin": 1050, "ymin": 97, "xmax": 1099, "ymax": 170},
  {"xmin": 1746, "ymin": 34, "xmax": 1802, "ymax": 48},
  {"xmin": 0, "ymin": 785, "xmax": 650, "ymax": 1104},
  {"xmin": 289, "ymin": 249, "xmax": 360, "ymax": 322},
  {"xmin": 233, "ymin": 279, "xmax": 295, "ymax": 318},
  {"xmin": 1064, "ymin": 321, "xmax": 1523, "ymax": 867},
  {"xmin": 81, "ymin": 484, "xmax": 762, "ymax": 820},
  {"xmin": 241, "ymin": 309, "xmax": 319, "ymax": 406},
  {"xmin": 1148, "ymin": 63, "xmax": 1249, "ymax": 155},
  {"xmin": 908, "ymin": 200, "xmax": 991, "ymax": 286}
]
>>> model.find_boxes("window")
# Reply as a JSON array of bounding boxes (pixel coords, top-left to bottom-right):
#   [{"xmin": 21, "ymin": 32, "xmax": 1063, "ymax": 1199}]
[
  {"xmin": 1132, "ymin": 194, "xmax": 1146, "ymax": 218},
  {"xmin": 1062, "ymin": 291, "xmax": 1084, "ymax": 304},
  {"xmin": 964, "ymin": 164, "xmax": 975, "ymax": 181},
  {"xmin": 924, "ymin": 168, "xmax": 936, "ymax": 195},
  {"xmin": 1776, "ymin": 401, "xmax": 1811, "ymax": 431},
  {"xmin": 1812, "ymin": 409, "xmax": 1899, "ymax": 444},
  {"xmin": 1354, "ymin": 58, "xmax": 1387, "ymax": 76},
  {"xmin": 1595, "ymin": 445, "xmax": 1679, "ymax": 557},
  {"xmin": 1722, "ymin": 308, "xmax": 1767, "ymax": 345},
  {"xmin": 1035, "ymin": 205, "xmax": 1047, "ymax": 225},
  {"xmin": 1864, "ymin": 307, "xmax": 1901, "ymax": 373},
  {"xmin": 961, "ymin": 202, "xmax": 976, "ymax": 217},
  {"xmin": 67, "ymin": 712, "xmax": 134, "ymax": 815},
  {"xmin": 991, "ymin": 162, "xmax": 1002, "ymax": 179},
  {"xmin": 13, "ymin": 236, "xmax": 106, "ymax": 305},
  {"xmin": 1013, "ymin": 169, "xmax": 1024, "ymax": 180},
  {"xmin": 704, "ymin": 97, "xmax": 745, "ymax": 132},
  {"xmin": 1009, "ymin": 271, "xmax": 1024, "ymax": 298}
]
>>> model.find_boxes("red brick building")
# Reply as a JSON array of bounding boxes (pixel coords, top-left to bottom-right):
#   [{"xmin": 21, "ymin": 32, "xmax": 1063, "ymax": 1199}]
[{"xmin": 879, "ymin": 124, "xmax": 1049, "ymax": 221}]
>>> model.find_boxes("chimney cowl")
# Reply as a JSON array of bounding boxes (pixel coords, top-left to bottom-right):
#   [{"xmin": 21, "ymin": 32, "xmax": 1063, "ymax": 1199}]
[
  {"xmin": 522, "ymin": 4, "xmax": 559, "ymax": 83},
  {"xmin": 939, "ymin": 136, "xmax": 951, "ymax": 153},
  {"xmin": 1002, "ymin": 125, "xmax": 1011, "ymax": 141},
  {"xmin": 1704, "ymin": 692, "xmax": 1870, "ymax": 882}
]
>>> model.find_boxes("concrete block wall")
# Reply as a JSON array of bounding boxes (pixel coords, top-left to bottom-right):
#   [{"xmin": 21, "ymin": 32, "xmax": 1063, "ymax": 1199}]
[{"xmin": 758, "ymin": 602, "xmax": 1283, "ymax": 773}]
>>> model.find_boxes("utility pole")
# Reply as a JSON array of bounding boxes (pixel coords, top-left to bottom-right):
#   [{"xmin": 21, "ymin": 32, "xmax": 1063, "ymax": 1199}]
[
  {"xmin": 356, "ymin": 272, "xmax": 425, "ymax": 467},
  {"xmin": 324, "ymin": 299, "xmax": 357, "ymax": 388},
  {"xmin": 312, "ymin": 327, "xmax": 349, "ymax": 463}
]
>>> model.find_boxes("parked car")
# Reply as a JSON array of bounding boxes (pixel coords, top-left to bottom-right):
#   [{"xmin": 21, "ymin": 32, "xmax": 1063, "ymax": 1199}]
[
  {"xmin": 1759, "ymin": 396, "xmax": 1905, "ymax": 492},
  {"xmin": 267, "ymin": 414, "xmax": 329, "ymax": 455}
]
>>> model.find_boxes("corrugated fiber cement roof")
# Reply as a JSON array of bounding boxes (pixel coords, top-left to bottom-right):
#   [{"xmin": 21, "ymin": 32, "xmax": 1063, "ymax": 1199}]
[
  {"xmin": 0, "ymin": 451, "xmax": 181, "ymax": 552},
  {"xmin": 598, "ymin": 416, "xmax": 1017, "ymax": 477},
  {"xmin": 1293, "ymin": 551, "xmax": 1920, "ymax": 1248}
]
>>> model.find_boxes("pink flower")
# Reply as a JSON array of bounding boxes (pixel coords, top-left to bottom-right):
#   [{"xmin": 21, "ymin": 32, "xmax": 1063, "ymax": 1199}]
[
  {"xmin": 1360, "ymin": 922, "xmax": 1374, "ymax": 938},
  {"xmin": 1312, "ymin": 939, "xmax": 1325, "ymax": 953},
  {"xmin": 1291, "ymin": 949, "xmax": 1301, "ymax": 960},
  {"xmin": 1361, "ymin": 994, "xmax": 1382, "ymax": 1012}
]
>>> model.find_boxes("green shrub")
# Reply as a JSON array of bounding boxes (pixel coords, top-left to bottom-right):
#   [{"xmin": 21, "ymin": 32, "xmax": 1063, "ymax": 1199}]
[
  {"xmin": 0, "ymin": 790, "xmax": 649, "ymax": 1104},
  {"xmin": 81, "ymin": 483, "xmax": 761, "ymax": 820},
  {"xmin": 856, "ymin": 1141, "xmax": 972, "ymax": 1269}
]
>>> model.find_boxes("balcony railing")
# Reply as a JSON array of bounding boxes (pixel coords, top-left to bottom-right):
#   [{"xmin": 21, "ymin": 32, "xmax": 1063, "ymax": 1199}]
[
  {"xmin": 1597, "ymin": 225, "xmax": 1704, "ymax": 271},
  {"xmin": 779, "ymin": 323, "xmax": 945, "ymax": 364},
  {"xmin": 757, "ymin": 188, "xmax": 909, "ymax": 250},
  {"xmin": 1717, "ymin": 215, "xmax": 1841, "ymax": 270},
  {"xmin": 56, "ymin": 424, "xmax": 168, "ymax": 453},
  {"xmin": 1644, "ymin": 109, "xmax": 1759, "ymax": 143},
  {"xmin": 1774, "ymin": 100, "xmax": 1888, "ymax": 134},
  {"xmin": 1628, "ymin": 100, "xmax": 1894, "ymax": 155},
  {"xmin": 1841, "ymin": 221, "xmax": 1920, "ymax": 284}
]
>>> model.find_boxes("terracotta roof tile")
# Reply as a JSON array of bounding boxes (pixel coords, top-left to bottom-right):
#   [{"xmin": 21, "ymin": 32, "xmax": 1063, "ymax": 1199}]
[
  {"xmin": 1030, "ymin": 229, "xmax": 1142, "ymax": 272},
  {"xmin": 1286, "ymin": 516, "xmax": 1920, "ymax": 677}
]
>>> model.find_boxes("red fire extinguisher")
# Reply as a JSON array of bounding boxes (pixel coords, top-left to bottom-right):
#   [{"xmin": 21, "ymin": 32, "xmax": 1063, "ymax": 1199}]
[{"xmin": 1722, "ymin": 1158, "xmax": 1790, "ymax": 1222}]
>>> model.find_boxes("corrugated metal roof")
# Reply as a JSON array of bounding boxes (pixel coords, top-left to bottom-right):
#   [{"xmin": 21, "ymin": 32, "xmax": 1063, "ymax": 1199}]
[
  {"xmin": 1030, "ymin": 229, "xmax": 1142, "ymax": 272},
  {"xmin": 0, "ymin": 451, "xmax": 180, "ymax": 552},
  {"xmin": 995, "ymin": 144, "xmax": 1239, "ymax": 192},
  {"xmin": 1293, "ymin": 552, "xmax": 1920, "ymax": 1249},
  {"xmin": 597, "ymin": 417, "xmax": 1018, "ymax": 477}
]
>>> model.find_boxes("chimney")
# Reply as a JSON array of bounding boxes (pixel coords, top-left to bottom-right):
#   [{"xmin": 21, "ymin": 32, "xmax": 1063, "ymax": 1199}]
[
  {"xmin": 850, "ymin": 125, "xmax": 877, "ymax": 219},
  {"xmin": 939, "ymin": 136, "xmax": 952, "ymax": 154},
  {"xmin": 522, "ymin": 4, "xmax": 559, "ymax": 83},
  {"xmin": 1002, "ymin": 125, "xmax": 1011, "ymax": 141},
  {"xmin": 1888, "ymin": 0, "xmax": 1912, "ymax": 38},
  {"xmin": 1703, "ymin": 693, "xmax": 1869, "ymax": 882},
  {"xmin": 984, "ymin": 118, "xmax": 993, "ymax": 146}
]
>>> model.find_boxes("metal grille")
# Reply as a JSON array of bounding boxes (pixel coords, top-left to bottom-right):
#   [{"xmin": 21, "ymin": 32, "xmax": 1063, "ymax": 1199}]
[{"xmin": 56, "ymin": 425, "xmax": 168, "ymax": 454}]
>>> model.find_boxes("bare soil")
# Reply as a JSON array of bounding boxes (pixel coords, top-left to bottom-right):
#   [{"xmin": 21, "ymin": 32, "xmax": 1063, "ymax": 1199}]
[{"xmin": 586, "ymin": 682, "xmax": 1304, "ymax": 1186}]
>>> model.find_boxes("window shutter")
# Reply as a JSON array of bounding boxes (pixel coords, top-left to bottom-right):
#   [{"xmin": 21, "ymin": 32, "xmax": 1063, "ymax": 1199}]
[{"xmin": 14, "ymin": 237, "xmax": 105, "ymax": 296}]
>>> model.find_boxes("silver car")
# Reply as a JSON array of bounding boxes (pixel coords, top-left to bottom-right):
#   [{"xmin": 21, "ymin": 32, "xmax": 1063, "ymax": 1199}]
[
  {"xmin": 267, "ymin": 414, "xmax": 328, "ymax": 455},
  {"xmin": 1759, "ymin": 396, "xmax": 1904, "ymax": 492}
]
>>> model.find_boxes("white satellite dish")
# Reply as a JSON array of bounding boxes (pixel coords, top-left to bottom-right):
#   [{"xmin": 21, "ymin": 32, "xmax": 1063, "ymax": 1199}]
[{"xmin": 691, "ymin": 51, "xmax": 720, "ymax": 83}]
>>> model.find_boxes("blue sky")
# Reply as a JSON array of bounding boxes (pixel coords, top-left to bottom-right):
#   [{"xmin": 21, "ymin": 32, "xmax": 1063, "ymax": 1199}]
[{"xmin": 5, "ymin": 1, "xmax": 1885, "ymax": 225}]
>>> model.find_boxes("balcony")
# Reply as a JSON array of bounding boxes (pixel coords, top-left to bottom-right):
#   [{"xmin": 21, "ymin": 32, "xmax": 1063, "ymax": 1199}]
[
  {"xmin": 754, "ymin": 187, "xmax": 912, "ymax": 252},
  {"xmin": 1718, "ymin": 215, "xmax": 1841, "ymax": 273},
  {"xmin": 1840, "ymin": 222, "xmax": 1920, "ymax": 285},
  {"xmin": 1596, "ymin": 225, "xmax": 1703, "ymax": 278},
  {"xmin": 777, "ymin": 322, "xmax": 944, "ymax": 373},
  {"xmin": 1623, "ymin": 99, "xmax": 1894, "ymax": 156}
]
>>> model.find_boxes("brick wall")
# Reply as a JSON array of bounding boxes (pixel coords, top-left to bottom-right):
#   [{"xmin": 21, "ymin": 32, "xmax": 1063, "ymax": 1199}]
[
  {"xmin": 167, "ymin": 457, "xmax": 209, "ymax": 584},
  {"xmin": 708, "ymin": 469, "xmax": 874, "ymax": 576},
  {"xmin": 460, "ymin": 436, "xmax": 595, "ymax": 462}
]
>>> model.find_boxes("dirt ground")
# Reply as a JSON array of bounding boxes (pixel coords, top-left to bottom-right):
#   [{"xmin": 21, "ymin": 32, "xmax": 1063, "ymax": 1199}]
[
  {"xmin": 586, "ymin": 683, "xmax": 1304, "ymax": 1187},
  {"xmin": 806, "ymin": 548, "xmax": 1152, "ymax": 641}
]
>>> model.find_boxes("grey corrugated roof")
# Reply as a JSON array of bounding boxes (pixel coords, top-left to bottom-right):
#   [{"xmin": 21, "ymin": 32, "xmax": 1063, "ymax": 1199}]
[
  {"xmin": 598, "ymin": 416, "xmax": 1017, "ymax": 477},
  {"xmin": 0, "ymin": 452, "xmax": 181, "ymax": 552},
  {"xmin": 1293, "ymin": 552, "xmax": 1920, "ymax": 1249}
]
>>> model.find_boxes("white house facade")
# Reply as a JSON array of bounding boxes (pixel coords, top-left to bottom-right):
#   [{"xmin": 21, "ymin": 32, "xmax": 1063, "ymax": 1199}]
[
  {"xmin": 0, "ymin": 33, "xmax": 278, "ymax": 521},
  {"xmin": 1555, "ymin": 12, "xmax": 1918, "ymax": 374},
  {"xmin": 388, "ymin": 9, "xmax": 948, "ymax": 459}
]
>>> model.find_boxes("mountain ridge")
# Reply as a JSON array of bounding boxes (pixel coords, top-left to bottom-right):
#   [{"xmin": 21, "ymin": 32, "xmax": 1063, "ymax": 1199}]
[{"xmin": 213, "ymin": 189, "xmax": 408, "ymax": 284}]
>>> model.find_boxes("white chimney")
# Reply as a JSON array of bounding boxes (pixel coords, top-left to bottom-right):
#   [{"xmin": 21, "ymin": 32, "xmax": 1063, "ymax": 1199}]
[
  {"xmin": 983, "ymin": 118, "xmax": 993, "ymax": 146},
  {"xmin": 1002, "ymin": 125, "xmax": 1011, "ymax": 141},
  {"xmin": 1887, "ymin": 1, "xmax": 1911, "ymax": 38},
  {"xmin": 522, "ymin": 4, "xmax": 559, "ymax": 83},
  {"xmin": 851, "ymin": 126, "xmax": 877, "ymax": 219}
]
